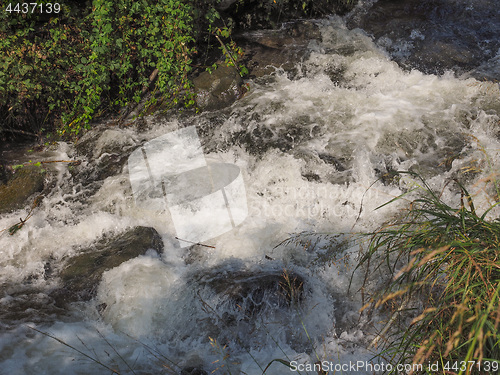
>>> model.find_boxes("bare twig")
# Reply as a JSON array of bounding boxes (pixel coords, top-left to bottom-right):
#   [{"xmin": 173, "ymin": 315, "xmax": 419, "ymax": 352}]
[{"xmin": 175, "ymin": 237, "xmax": 216, "ymax": 248}]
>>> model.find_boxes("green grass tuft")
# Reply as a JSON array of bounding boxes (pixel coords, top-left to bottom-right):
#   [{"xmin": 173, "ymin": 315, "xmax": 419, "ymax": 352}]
[{"xmin": 359, "ymin": 172, "xmax": 500, "ymax": 374}]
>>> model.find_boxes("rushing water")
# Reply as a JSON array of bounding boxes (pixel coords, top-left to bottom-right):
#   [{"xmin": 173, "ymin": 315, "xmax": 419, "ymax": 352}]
[{"xmin": 1, "ymin": 3, "xmax": 500, "ymax": 375}]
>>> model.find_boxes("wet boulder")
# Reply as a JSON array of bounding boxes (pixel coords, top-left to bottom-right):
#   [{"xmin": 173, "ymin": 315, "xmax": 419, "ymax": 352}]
[
  {"xmin": 76, "ymin": 128, "xmax": 137, "ymax": 160},
  {"xmin": 193, "ymin": 65, "xmax": 244, "ymax": 111},
  {"xmin": 184, "ymin": 265, "xmax": 308, "ymax": 349},
  {"xmin": 234, "ymin": 20, "xmax": 323, "ymax": 79},
  {"xmin": 222, "ymin": 0, "xmax": 353, "ymax": 30},
  {"xmin": 0, "ymin": 165, "xmax": 45, "ymax": 214},
  {"xmin": 345, "ymin": 0, "xmax": 500, "ymax": 75},
  {"xmin": 52, "ymin": 226, "xmax": 164, "ymax": 307},
  {"xmin": 197, "ymin": 267, "xmax": 305, "ymax": 320}
]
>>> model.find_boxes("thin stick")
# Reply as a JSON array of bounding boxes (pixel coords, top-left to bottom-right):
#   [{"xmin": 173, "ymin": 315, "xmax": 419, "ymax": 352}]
[
  {"xmin": 215, "ymin": 35, "xmax": 239, "ymax": 72},
  {"xmin": 96, "ymin": 329, "xmax": 137, "ymax": 375},
  {"xmin": 15, "ymin": 160, "xmax": 81, "ymax": 167},
  {"xmin": 1, "ymin": 195, "xmax": 43, "ymax": 235},
  {"xmin": 175, "ymin": 237, "xmax": 215, "ymax": 248}
]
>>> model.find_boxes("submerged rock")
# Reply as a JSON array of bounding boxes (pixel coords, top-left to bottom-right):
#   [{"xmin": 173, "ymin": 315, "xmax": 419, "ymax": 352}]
[
  {"xmin": 73, "ymin": 126, "xmax": 137, "ymax": 182},
  {"xmin": 52, "ymin": 226, "xmax": 164, "ymax": 307},
  {"xmin": 0, "ymin": 165, "xmax": 45, "ymax": 214},
  {"xmin": 180, "ymin": 265, "xmax": 309, "ymax": 350}
]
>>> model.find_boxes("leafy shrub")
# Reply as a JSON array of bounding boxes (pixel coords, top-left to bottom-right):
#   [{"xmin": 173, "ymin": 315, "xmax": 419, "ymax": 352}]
[
  {"xmin": 0, "ymin": 0, "xmax": 196, "ymax": 137},
  {"xmin": 0, "ymin": 2, "xmax": 88, "ymax": 137},
  {"xmin": 64, "ymin": 0, "xmax": 196, "ymax": 135},
  {"xmin": 0, "ymin": 0, "xmax": 356, "ymax": 138}
]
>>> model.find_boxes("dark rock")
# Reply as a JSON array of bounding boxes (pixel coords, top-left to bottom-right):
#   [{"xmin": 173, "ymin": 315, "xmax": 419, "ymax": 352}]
[
  {"xmin": 469, "ymin": 55, "xmax": 500, "ymax": 82},
  {"xmin": 287, "ymin": 20, "xmax": 323, "ymax": 41},
  {"xmin": 180, "ymin": 367, "xmax": 208, "ymax": 375},
  {"xmin": 197, "ymin": 268, "xmax": 304, "ymax": 319},
  {"xmin": 184, "ymin": 265, "xmax": 308, "ymax": 349},
  {"xmin": 193, "ymin": 65, "xmax": 244, "ymax": 111},
  {"xmin": 224, "ymin": 0, "xmax": 354, "ymax": 30},
  {"xmin": 235, "ymin": 20, "xmax": 323, "ymax": 79},
  {"xmin": 0, "ymin": 165, "xmax": 45, "ymax": 214},
  {"xmin": 52, "ymin": 226, "xmax": 164, "ymax": 307},
  {"xmin": 215, "ymin": 0, "xmax": 237, "ymax": 11},
  {"xmin": 192, "ymin": 20, "xmax": 324, "ymax": 111},
  {"xmin": 318, "ymin": 154, "xmax": 347, "ymax": 172},
  {"xmin": 75, "ymin": 128, "xmax": 137, "ymax": 160},
  {"xmin": 346, "ymin": 0, "xmax": 500, "ymax": 75}
]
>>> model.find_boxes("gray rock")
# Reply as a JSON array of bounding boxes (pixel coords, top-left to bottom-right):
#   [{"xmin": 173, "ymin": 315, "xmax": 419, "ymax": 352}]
[
  {"xmin": 345, "ymin": 0, "xmax": 500, "ymax": 75},
  {"xmin": 234, "ymin": 20, "xmax": 322, "ymax": 79},
  {"xmin": 52, "ymin": 226, "xmax": 164, "ymax": 307},
  {"xmin": 193, "ymin": 65, "xmax": 244, "ymax": 111},
  {"xmin": 73, "ymin": 127, "xmax": 137, "ymax": 182},
  {"xmin": 197, "ymin": 268, "xmax": 305, "ymax": 319},
  {"xmin": 0, "ymin": 165, "xmax": 45, "ymax": 214}
]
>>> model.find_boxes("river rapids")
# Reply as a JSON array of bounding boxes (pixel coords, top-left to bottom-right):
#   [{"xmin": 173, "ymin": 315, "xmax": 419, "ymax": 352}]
[{"xmin": 1, "ymin": 2, "xmax": 500, "ymax": 374}]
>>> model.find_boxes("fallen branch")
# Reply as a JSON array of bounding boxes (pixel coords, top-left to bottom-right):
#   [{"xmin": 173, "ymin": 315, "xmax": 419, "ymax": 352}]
[
  {"xmin": 0, "ymin": 128, "xmax": 39, "ymax": 138},
  {"xmin": 215, "ymin": 35, "xmax": 240, "ymax": 74},
  {"xmin": 175, "ymin": 236, "xmax": 216, "ymax": 248},
  {"xmin": 1, "ymin": 195, "xmax": 43, "ymax": 236},
  {"xmin": 118, "ymin": 68, "xmax": 159, "ymax": 124}
]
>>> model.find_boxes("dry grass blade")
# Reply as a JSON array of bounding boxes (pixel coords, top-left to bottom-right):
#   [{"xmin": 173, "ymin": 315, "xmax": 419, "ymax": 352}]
[
  {"xmin": 358, "ymin": 172, "xmax": 500, "ymax": 374},
  {"xmin": 26, "ymin": 325, "xmax": 122, "ymax": 374}
]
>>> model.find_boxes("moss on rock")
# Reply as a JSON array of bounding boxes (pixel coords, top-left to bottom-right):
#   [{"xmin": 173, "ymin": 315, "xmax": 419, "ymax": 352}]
[{"xmin": 0, "ymin": 166, "xmax": 45, "ymax": 214}]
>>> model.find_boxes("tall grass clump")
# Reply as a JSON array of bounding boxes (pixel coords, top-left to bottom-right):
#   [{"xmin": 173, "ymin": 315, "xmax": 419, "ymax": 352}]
[{"xmin": 359, "ymin": 173, "xmax": 500, "ymax": 374}]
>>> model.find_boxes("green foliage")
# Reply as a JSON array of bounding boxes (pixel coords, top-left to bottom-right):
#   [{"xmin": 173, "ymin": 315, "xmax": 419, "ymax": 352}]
[
  {"xmin": 1, "ymin": 0, "xmax": 197, "ymax": 137},
  {"xmin": 359, "ymin": 173, "xmax": 500, "ymax": 373},
  {"xmin": 0, "ymin": 2, "xmax": 86, "ymax": 136},
  {"xmin": 210, "ymin": 27, "xmax": 248, "ymax": 77},
  {"xmin": 64, "ymin": 0, "xmax": 196, "ymax": 135}
]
